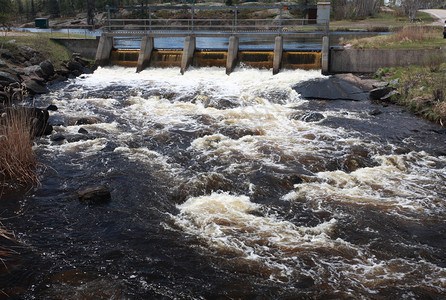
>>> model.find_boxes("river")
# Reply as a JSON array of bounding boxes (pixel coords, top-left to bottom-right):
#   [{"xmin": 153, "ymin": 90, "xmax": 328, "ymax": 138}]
[{"xmin": 1, "ymin": 66, "xmax": 445, "ymax": 299}]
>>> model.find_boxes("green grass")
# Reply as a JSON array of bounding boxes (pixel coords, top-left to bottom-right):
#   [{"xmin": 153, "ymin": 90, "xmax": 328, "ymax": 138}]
[
  {"xmin": 0, "ymin": 33, "xmax": 73, "ymax": 68},
  {"xmin": 376, "ymin": 63, "xmax": 446, "ymax": 124}
]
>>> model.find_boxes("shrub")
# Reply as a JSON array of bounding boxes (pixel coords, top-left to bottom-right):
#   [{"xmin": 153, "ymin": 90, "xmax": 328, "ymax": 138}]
[{"xmin": 425, "ymin": 53, "xmax": 445, "ymax": 72}]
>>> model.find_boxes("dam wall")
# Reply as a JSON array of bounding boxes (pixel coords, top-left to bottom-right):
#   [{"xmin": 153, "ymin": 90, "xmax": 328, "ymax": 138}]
[
  {"xmin": 98, "ymin": 34, "xmax": 323, "ymax": 74},
  {"xmin": 52, "ymin": 37, "xmax": 445, "ymax": 75},
  {"xmin": 51, "ymin": 37, "xmax": 100, "ymax": 60},
  {"xmin": 329, "ymin": 48, "xmax": 446, "ymax": 73}
]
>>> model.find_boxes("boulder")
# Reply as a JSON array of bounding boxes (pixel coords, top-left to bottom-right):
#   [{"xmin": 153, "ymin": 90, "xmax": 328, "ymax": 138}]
[
  {"xmin": 380, "ymin": 90, "xmax": 400, "ymax": 102},
  {"xmin": 75, "ymin": 117, "xmax": 103, "ymax": 125},
  {"xmin": 78, "ymin": 127, "xmax": 89, "ymax": 134},
  {"xmin": 40, "ymin": 60, "xmax": 55, "ymax": 78},
  {"xmin": 66, "ymin": 60, "xmax": 84, "ymax": 72},
  {"xmin": 298, "ymin": 112, "xmax": 325, "ymax": 122},
  {"xmin": 0, "ymin": 106, "xmax": 52, "ymax": 137},
  {"xmin": 24, "ymin": 65, "xmax": 44, "ymax": 78},
  {"xmin": 50, "ymin": 133, "xmax": 66, "ymax": 142},
  {"xmin": 0, "ymin": 59, "xmax": 8, "ymax": 68},
  {"xmin": 78, "ymin": 185, "xmax": 111, "ymax": 205},
  {"xmin": 369, "ymin": 86, "xmax": 395, "ymax": 100},
  {"xmin": 372, "ymin": 81, "xmax": 389, "ymax": 89},
  {"xmin": 23, "ymin": 79, "xmax": 47, "ymax": 94},
  {"xmin": 27, "ymin": 107, "xmax": 52, "ymax": 137},
  {"xmin": 293, "ymin": 77, "xmax": 369, "ymax": 101},
  {"xmin": 0, "ymin": 71, "xmax": 20, "ymax": 84},
  {"xmin": 47, "ymin": 104, "xmax": 58, "ymax": 111},
  {"xmin": 0, "ymin": 49, "xmax": 14, "ymax": 60},
  {"xmin": 369, "ymin": 108, "xmax": 382, "ymax": 116}
]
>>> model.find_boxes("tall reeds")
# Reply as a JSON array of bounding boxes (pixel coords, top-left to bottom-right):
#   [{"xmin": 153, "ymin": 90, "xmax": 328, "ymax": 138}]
[
  {"xmin": 392, "ymin": 26, "xmax": 439, "ymax": 42},
  {"xmin": 0, "ymin": 107, "xmax": 39, "ymax": 185}
]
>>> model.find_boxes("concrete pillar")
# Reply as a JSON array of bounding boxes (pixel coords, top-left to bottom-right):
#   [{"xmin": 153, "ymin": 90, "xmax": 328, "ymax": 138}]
[
  {"xmin": 180, "ymin": 36, "xmax": 196, "ymax": 75},
  {"xmin": 95, "ymin": 33, "xmax": 113, "ymax": 67},
  {"xmin": 136, "ymin": 36, "xmax": 154, "ymax": 73},
  {"xmin": 317, "ymin": 2, "xmax": 331, "ymax": 26},
  {"xmin": 273, "ymin": 36, "xmax": 283, "ymax": 75},
  {"xmin": 226, "ymin": 36, "xmax": 239, "ymax": 75},
  {"xmin": 321, "ymin": 35, "xmax": 329, "ymax": 75}
]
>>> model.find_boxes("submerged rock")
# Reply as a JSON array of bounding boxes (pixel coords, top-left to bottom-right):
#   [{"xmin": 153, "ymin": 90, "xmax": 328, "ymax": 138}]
[
  {"xmin": 290, "ymin": 112, "xmax": 325, "ymax": 122},
  {"xmin": 75, "ymin": 116, "xmax": 103, "ymax": 125},
  {"xmin": 78, "ymin": 185, "xmax": 111, "ymax": 205}
]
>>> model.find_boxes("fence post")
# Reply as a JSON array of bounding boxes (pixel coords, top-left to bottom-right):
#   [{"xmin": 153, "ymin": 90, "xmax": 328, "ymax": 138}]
[
  {"xmin": 106, "ymin": 5, "xmax": 111, "ymax": 31},
  {"xmin": 235, "ymin": 7, "xmax": 237, "ymax": 33},
  {"xmin": 191, "ymin": 5, "xmax": 194, "ymax": 33},
  {"xmin": 149, "ymin": 6, "xmax": 152, "ymax": 31},
  {"xmin": 279, "ymin": 7, "xmax": 282, "ymax": 34}
]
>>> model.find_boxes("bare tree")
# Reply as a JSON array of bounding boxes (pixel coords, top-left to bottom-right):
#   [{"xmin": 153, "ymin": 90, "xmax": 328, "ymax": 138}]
[
  {"xmin": 401, "ymin": 0, "xmax": 425, "ymax": 22},
  {"xmin": 332, "ymin": 0, "xmax": 382, "ymax": 19}
]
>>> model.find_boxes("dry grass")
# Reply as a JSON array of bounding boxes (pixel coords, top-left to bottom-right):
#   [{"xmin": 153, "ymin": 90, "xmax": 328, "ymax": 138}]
[
  {"xmin": 0, "ymin": 222, "xmax": 16, "ymax": 263},
  {"xmin": 346, "ymin": 26, "xmax": 444, "ymax": 49},
  {"xmin": 392, "ymin": 26, "xmax": 439, "ymax": 42},
  {"xmin": 0, "ymin": 108, "xmax": 39, "ymax": 185}
]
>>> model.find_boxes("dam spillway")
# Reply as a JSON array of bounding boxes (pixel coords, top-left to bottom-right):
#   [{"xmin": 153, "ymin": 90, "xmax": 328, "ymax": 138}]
[
  {"xmin": 94, "ymin": 3, "xmax": 331, "ymax": 74},
  {"xmin": 108, "ymin": 48, "xmax": 322, "ymax": 72}
]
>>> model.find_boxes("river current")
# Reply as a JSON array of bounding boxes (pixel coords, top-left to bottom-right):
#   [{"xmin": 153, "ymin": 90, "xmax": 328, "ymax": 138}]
[{"xmin": 1, "ymin": 66, "xmax": 445, "ymax": 299}]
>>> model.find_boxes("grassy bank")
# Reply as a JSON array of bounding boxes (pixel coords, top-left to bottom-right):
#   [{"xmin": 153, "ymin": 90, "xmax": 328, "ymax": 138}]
[
  {"xmin": 331, "ymin": 10, "xmax": 435, "ymax": 31},
  {"xmin": 344, "ymin": 26, "xmax": 444, "ymax": 49},
  {"xmin": 0, "ymin": 33, "xmax": 73, "ymax": 68},
  {"xmin": 376, "ymin": 63, "xmax": 446, "ymax": 124}
]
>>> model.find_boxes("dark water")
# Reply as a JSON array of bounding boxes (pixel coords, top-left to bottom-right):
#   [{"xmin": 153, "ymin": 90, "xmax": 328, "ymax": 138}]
[{"xmin": 1, "ymin": 67, "xmax": 445, "ymax": 299}]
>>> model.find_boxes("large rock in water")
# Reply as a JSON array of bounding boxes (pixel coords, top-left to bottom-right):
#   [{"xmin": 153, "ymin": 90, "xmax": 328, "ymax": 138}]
[
  {"xmin": 293, "ymin": 77, "xmax": 369, "ymax": 101},
  {"xmin": 78, "ymin": 185, "xmax": 111, "ymax": 205}
]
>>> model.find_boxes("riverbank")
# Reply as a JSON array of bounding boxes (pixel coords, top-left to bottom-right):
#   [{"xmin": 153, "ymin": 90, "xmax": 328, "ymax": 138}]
[
  {"xmin": 0, "ymin": 34, "xmax": 94, "ymax": 186},
  {"xmin": 339, "ymin": 24, "xmax": 446, "ymax": 125}
]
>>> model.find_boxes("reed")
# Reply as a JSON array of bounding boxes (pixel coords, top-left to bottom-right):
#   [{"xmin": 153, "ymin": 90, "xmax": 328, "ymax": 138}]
[
  {"xmin": 392, "ymin": 26, "xmax": 438, "ymax": 42},
  {"xmin": 0, "ymin": 221, "xmax": 16, "ymax": 264},
  {"xmin": 0, "ymin": 108, "xmax": 39, "ymax": 185}
]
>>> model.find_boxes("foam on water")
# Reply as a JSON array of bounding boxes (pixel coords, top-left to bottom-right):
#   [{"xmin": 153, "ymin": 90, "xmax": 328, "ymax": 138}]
[
  {"xmin": 173, "ymin": 192, "xmax": 446, "ymax": 295},
  {"xmin": 33, "ymin": 66, "xmax": 446, "ymax": 297},
  {"xmin": 283, "ymin": 151, "xmax": 446, "ymax": 219}
]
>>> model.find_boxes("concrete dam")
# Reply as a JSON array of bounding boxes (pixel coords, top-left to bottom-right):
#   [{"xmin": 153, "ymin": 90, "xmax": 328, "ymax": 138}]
[
  {"xmin": 93, "ymin": 3, "xmax": 331, "ymax": 75},
  {"xmin": 101, "ymin": 37, "xmax": 323, "ymax": 74}
]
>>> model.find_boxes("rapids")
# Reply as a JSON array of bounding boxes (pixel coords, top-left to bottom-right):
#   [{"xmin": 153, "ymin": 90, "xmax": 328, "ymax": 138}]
[{"xmin": 1, "ymin": 66, "xmax": 445, "ymax": 299}]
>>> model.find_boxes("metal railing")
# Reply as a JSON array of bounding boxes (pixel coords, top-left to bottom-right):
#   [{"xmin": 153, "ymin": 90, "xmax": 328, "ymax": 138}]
[
  {"xmin": 104, "ymin": 5, "xmax": 329, "ymax": 35},
  {"xmin": 104, "ymin": 18, "xmax": 328, "ymax": 34}
]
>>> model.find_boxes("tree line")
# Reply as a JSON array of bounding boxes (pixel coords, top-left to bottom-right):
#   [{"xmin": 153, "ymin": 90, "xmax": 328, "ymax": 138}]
[{"xmin": 0, "ymin": 0, "xmax": 444, "ymax": 25}]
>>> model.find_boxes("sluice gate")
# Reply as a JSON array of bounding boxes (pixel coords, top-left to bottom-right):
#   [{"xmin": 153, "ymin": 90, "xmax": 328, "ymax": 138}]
[{"xmin": 108, "ymin": 48, "xmax": 322, "ymax": 73}]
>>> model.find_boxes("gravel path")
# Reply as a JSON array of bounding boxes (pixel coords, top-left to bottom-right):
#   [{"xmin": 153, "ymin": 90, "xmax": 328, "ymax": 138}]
[{"xmin": 420, "ymin": 9, "xmax": 446, "ymax": 26}]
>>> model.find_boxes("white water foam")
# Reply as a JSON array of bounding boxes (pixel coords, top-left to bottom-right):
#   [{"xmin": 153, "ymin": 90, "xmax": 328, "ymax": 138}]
[
  {"xmin": 36, "ymin": 66, "xmax": 446, "ymax": 296},
  {"xmin": 173, "ymin": 192, "xmax": 446, "ymax": 295}
]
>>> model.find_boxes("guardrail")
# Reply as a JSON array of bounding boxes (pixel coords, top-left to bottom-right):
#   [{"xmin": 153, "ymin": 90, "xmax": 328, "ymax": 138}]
[
  {"xmin": 104, "ymin": 5, "xmax": 329, "ymax": 35},
  {"xmin": 103, "ymin": 18, "xmax": 328, "ymax": 34}
]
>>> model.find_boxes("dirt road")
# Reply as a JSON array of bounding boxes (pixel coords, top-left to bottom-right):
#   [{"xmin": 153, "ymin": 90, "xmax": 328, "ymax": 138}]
[{"xmin": 420, "ymin": 9, "xmax": 446, "ymax": 26}]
